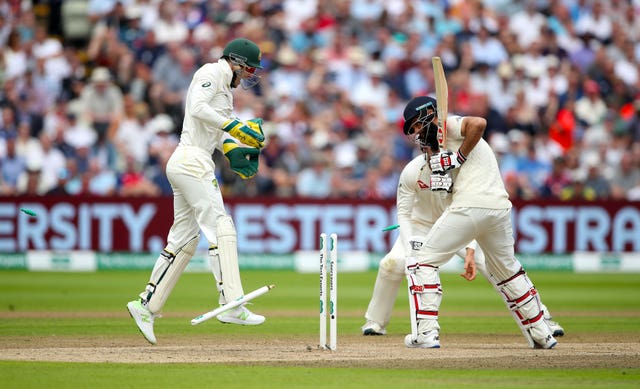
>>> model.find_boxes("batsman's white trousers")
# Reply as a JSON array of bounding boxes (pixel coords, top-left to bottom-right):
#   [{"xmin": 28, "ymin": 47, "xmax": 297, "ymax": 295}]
[
  {"xmin": 164, "ymin": 145, "xmax": 226, "ymax": 251},
  {"xmin": 417, "ymin": 207, "xmax": 520, "ymax": 281}
]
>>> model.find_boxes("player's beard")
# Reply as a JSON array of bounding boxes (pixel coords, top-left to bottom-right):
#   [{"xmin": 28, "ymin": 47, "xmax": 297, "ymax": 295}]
[{"xmin": 418, "ymin": 121, "xmax": 440, "ymax": 153}]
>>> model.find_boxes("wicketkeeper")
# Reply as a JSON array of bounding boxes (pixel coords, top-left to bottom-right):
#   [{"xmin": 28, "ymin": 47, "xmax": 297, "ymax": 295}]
[{"xmin": 127, "ymin": 38, "xmax": 267, "ymax": 345}]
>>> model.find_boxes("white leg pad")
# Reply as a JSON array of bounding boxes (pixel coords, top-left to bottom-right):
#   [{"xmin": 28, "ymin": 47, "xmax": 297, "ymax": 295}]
[
  {"xmin": 406, "ymin": 236, "xmax": 441, "ymax": 336},
  {"xmin": 474, "ymin": 249, "xmax": 536, "ymax": 348},
  {"xmin": 364, "ymin": 254, "xmax": 405, "ymax": 328},
  {"xmin": 208, "ymin": 246, "xmax": 225, "ymax": 305},
  {"xmin": 498, "ymin": 269, "xmax": 554, "ymax": 347},
  {"xmin": 498, "ymin": 270, "xmax": 544, "ymax": 328},
  {"xmin": 411, "ymin": 265, "xmax": 442, "ymax": 333},
  {"xmin": 215, "ymin": 215, "xmax": 244, "ymax": 303},
  {"xmin": 142, "ymin": 235, "xmax": 199, "ymax": 313}
]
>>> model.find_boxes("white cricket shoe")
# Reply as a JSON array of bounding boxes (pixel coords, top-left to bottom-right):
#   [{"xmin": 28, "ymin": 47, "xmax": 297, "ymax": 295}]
[
  {"xmin": 217, "ymin": 305, "xmax": 265, "ymax": 325},
  {"xmin": 127, "ymin": 299, "xmax": 157, "ymax": 345},
  {"xmin": 546, "ymin": 319, "xmax": 565, "ymax": 337},
  {"xmin": 529, "ymin": 323, "xmax": 557, "ymax": 349},
  {"xmin": 361, "ymin": 320, "xmax": 386, "ymax": 336},
  {"xmin": 404, "ymin": 330, "xmax": 441, "ymax": 348}
]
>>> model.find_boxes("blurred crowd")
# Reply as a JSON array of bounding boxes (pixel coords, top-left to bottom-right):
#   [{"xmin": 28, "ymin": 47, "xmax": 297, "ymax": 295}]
[{"xmin": 1, "ymin": 0, "xmax": 640, "ymax": 201}]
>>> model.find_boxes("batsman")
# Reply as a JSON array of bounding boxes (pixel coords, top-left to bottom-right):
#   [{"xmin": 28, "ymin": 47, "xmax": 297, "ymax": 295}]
[
  {"xmin": 398, "ymin": 95, "xmax": 560, "ymax": 349},
  {"xmin": 127, "ymin": 38, "xmax": 267, "ymax": 345},
  {"xmin": 362, "ymin": 96, "xmax": 564, "ymax": 346}
]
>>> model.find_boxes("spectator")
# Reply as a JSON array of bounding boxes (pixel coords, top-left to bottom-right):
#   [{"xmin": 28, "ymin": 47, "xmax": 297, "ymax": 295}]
[
  {"xmin": 583, "ymin": 156, "xmax": 612, "ymax": 199},
  {"xmin": 610, "ymin": 151, "xmax": 640, "ymax": 200},
  {"xmin": 560, "ymin": 170, "xmax": 596, "ymax": 201},
  {"xmin": 147, "ymin": 113, "xmax": 178, "ymax": 167},
  {"xmin": 31, "ymin": 24, "xmax": 71, "ymax": 95},
  {"xmin": 113, "ymin": 97, "xmax": 153, "ymax": 166},
  {"xmin": 296, "ymin": 152, "xmax": 333, "ymax": 198},
  {"xmin": 87, "ymin": 157, "xmax": 117, "ymax": 196},
  {"xmin": 351, "ymin": 61, "xmax": 390, "ymax": 110},
  {"xmin": 0, "ymin": 133, "xmax": 25, "ymax": 193},
  {"xmin": 2, "ymin": 29, "xmax": 28, "ymax": 80},
  {"xmin": 63, "ymin": 112, "xmax": 97, "ymax": 151},
  {"xmin": 373, "ymin": 154, "xmax": 401, "ymax": 199},
  {"xmin": 468, "ymin": 26, "xmax": 507, "ymax": 68},
  {"xmin": 79, "ymin": 67, "xmax": 124, "ymax": 144},
  {"xmin": 118, "ymin": 153, "xmax": 159, "ymax": 197},
  {"xmin": 37, "ymin": 131, "xmax": 66, "ymax": 193},
  {"xmin": 16, "ymin": 160, "xmax": 47, "ymax": 195},
  {"xmin": 540, "ymin": 156, "xmax": 573, "ymax": 199},
  {"xmin": 153, "ymin": 0, "xmax": 189, "ymax": 45},
  {"xmin": 575, "ymin": 79, "xmax": 607, "ymax": 128}
]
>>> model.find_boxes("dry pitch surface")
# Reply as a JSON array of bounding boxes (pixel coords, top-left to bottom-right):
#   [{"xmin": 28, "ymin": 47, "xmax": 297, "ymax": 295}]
[{"xmin": 1, "ymin": 312, "xmax": 639, "ymax": 369}]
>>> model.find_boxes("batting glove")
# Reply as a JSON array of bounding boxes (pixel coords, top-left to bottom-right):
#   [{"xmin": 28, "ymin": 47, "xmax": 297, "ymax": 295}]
[
  {"xmin": 222, "ymin": 118, "xmax": 265, "ymax": 149},
  {"xmin": 223, "ymin": 139, "xmax": 260, "ymax": 179},
  {"xmin": 430, "ymin": 172, "xmax": 453, "ymax": 192},
  {"xmin": 429, "ymin": 150, "xmax": 467, "ymax": 174}
]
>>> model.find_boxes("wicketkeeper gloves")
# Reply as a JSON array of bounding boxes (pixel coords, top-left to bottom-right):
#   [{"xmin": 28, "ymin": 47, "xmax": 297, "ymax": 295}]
[
  {"xmin": 222, "ymin": 118, "xmax": 265, "ymax": 149},
  {"xmin": 223, "ymin": 139, "xmax": 260, "ymax": 179}
]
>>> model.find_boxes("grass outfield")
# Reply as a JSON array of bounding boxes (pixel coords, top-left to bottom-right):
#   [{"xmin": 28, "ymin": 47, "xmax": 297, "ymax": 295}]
[{"xmin": 0, "ymin": 270, "xmax": 639, "ymax": 388}]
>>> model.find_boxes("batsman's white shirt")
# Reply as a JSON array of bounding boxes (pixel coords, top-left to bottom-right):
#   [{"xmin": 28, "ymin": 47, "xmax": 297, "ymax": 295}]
[
  {"xmin": 163, "ymin": 59, "xmax": 235, "ymax": 252},
  {"xmin": 445, "ymin": 115, "xmax": 511, "ymax": 210},
  {"xmin": 416, "ymin": 115, "xmax": 522, "ymax": 281}
]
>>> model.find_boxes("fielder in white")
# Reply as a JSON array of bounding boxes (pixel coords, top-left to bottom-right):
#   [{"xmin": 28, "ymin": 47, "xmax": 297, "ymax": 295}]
[
  {"xmin": 395, "ymin": 96, "xmax": 560, "ymax": 349},
  {"xmin": 127, "ymin": 38, "xmax": 268, "ymax": 345},
  {"xmin": 361, "ymin": 112, "xmax": 564, "ymax": 342}
]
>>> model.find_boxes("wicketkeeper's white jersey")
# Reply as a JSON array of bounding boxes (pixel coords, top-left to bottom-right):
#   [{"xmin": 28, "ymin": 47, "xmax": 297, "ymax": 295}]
[
  {"xmin": 180, "ymin": 59, "xmax": 234, "ymax": 155},
  {"xmin": 396, "ymin": 154, "xmax": 451, "ymax": 248},
  {"xmin": 445, "ymin": 115, "xmax": 512, "ymax": 210}
]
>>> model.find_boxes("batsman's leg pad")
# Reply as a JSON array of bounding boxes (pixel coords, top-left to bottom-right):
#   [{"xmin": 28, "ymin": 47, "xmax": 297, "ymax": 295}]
[
  {"xmin": 215, "ymin": 215, "xmax": 244, "ymax": 303},
  {"xmin": 498, "ymin": 269, "xmax": 554, "ymax": 347},
  {"xmin": 410, "ymin": 264, "xmax": 442, "ymax": 334},
  {"xmin": 364, "ymin": 254, "xmax": 405, "ymax": 328},
  {"xmin": 481, "ymin": 261, "xmax": 536, "ymax": 348},
  {"xmin": 142, "ymin": 235, "xmax": 199, "ymax": 313}
]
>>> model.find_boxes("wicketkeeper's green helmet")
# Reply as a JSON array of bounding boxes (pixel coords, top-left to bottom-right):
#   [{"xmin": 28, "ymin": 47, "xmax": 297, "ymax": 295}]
[{"xmin": 223, "ymin": 38, "xmax": 263, "ymax": 69}]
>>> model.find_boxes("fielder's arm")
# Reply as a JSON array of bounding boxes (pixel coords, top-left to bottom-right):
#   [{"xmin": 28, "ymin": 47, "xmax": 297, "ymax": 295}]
[{"xmin": 460, "ymin": 247, "xmax": 477, "ymax": 281}]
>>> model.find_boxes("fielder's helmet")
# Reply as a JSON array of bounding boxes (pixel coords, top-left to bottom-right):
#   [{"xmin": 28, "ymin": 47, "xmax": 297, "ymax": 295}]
[
  {"xmin": 223, "ymin": 38, "xmax": 263, "ymax": 69},
  {"xmin": 402, "ymin": 96, "xmax": 437, "ymax": 135}
]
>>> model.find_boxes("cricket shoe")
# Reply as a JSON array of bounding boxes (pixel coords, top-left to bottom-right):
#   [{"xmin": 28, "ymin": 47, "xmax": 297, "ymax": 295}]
[
  {"xmin": 404, "ymin": 330, "xmax": 440, "ymax": 348},
  {"xmin": 529, "ymin": 324, "xmax": 557, "ymax": 349},
  {"xmin": 217, "ymin": 305, "xmax": 265, "ymax": 325},
  {"xmin": 127, "ymin": 299, "xmax": 157, "ymax": 345},
  {"xmin": 545, "ymin": 319, "xmax": 565, "ymax": 337},
  {"xmin": 362, "ymin": 320, "xmax": 386, "ymax": 336}
]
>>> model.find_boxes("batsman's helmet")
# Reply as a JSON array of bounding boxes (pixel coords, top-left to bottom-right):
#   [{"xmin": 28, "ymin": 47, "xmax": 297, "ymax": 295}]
[
  {"xmin": 402, "ymin": 96, "xmax": 437, "ymax": 135},
  {"xmin": 223, "ymin": 38, "xmax": 263, "ymax": 69}
]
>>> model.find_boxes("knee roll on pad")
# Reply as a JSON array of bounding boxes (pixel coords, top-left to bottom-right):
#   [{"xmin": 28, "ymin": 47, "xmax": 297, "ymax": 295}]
[{"xmin": 144, "ymin": 235, "xmax": 199, "ymax": 313}]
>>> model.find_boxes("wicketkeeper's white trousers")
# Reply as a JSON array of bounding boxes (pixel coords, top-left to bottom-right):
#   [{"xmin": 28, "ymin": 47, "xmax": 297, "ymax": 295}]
[{"xmin": 165, "ymin": 145, "xmax": 227, "ymax": 251}]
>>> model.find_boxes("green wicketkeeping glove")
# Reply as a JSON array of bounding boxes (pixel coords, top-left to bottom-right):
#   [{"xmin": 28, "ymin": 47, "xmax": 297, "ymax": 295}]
[
  {"xmin": 223, "ymin": 139, "xmax": 260, "ymax": 179},
  {"xmin": 222, "ymin": 118, "xmax": 265, "ymax": 149}
]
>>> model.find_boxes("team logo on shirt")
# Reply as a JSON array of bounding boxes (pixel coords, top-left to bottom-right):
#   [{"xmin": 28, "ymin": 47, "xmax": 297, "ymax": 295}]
[{"xmin": 202, "ymin": 82, "xmax": 211, "ymax": 88}]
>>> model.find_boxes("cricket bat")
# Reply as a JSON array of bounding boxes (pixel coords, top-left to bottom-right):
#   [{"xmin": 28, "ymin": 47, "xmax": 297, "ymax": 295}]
[{"xmin": 432, "ymin": 57, "xmax": 448, "ymax": 149}]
